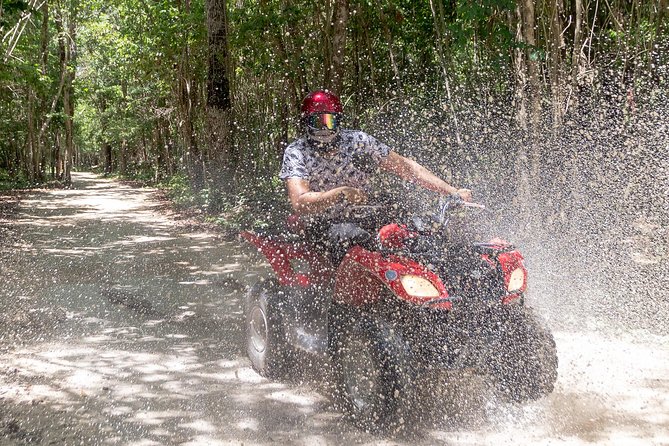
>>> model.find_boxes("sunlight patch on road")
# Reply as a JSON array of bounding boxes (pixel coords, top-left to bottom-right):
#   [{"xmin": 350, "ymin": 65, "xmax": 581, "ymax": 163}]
[
  {"xmin": 267, "ymin": 389, "xmax": 327, "ymax": 408},
  {"xmin": 544, "ymin": 331, "xmax": 669, "ymax": 445},
  {"xmin": 205, "ymin": 263, "xmax": 246, "ymax": 275},
  {"xmin": 181, "ymin": 436, "xmax": 229, "ymax": 446},
  {"xmin": 194, "ymin": 366, "xmax": 266, "ymax": 385},
  {"xmin": 0, "ymin": 382, "xmax": 71, "ymax": 404},
  {"xmin": 236, "ymin": 417, "xmax": 259, "ymax": 431},
  {"xmin": 41, "ymin": 247, "xmax": 98, "ymax": 257},
  {"xmin": 179, "ymin": 419, "xmax": 217, "ymax": 433},
  {"xmin": 130, "ymin": 410, "xmax": 192, "ymax": 426},
  {"xmin": 180, "ymin": 233, "xmax": 215, "ymax": 240},
  {"xmin": 103, "ymin": 404, "xmax": 135, "ymax": 416},
  {"xmin": 118, "ymin": 235, "xmax": 178, "ymax": 244},
  {"xmin": 65, "ymin": 368, "xmax": 105, "ymax": 390},
  {"xmin": 178, "ymin": 279, "xmax": 212, "ymax": 285}
]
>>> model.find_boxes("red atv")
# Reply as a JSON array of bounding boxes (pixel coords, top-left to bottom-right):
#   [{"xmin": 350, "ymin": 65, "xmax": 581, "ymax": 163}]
[{"xmin": 241, "ymin": 194, "xmax": 557, "ymax": 432}]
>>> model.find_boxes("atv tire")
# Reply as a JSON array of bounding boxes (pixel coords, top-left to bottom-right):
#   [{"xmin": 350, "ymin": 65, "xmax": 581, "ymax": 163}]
[
  {"xmin": 490, "ymin": 306, "xmax": 558, "ymax": 402},
  {"xmin": 329, "ymin": 305, "xmax": 416, "ymax": 434},
  {"xmin": 245, "ymin": 280, "xmax": 295, "ymax": 379}
]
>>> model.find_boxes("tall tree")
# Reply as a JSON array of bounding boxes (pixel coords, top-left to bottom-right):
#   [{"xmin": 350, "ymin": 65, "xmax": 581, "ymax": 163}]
[
  {"xmin": 206, "ymin": 0, "xmax": 235, "ymax": 205},
  {"xmin": 548, "ymin": 0, "xmax": 564, "ymax": 134},
  {"xmin": 513, "ymin": 0, "xmax": 542, "ymax": 206},
  {"xmin": 61, "ymin": 0, "xmax": 79, "ymax": 184},
  {"xmin": 176, "ymin": 0, "xmax": 204, "ymax": 189},
  {"xmin": 429, "ymin": 0, "xmax": 462, "ymax": 145},
  {"xmin": 325, "ymin": 0, "xmax": 348, "ymax": 93}
]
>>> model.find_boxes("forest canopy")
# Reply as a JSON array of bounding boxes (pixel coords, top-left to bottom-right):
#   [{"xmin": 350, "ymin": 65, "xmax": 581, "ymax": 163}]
[{"xmin": 0, "ymin": 0, "xmax": 667, "ymax": 224}]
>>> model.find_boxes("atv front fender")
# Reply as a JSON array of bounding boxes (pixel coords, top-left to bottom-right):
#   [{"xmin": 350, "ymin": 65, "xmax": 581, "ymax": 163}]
[{"xmin": 333, "ymin": 245, "xmax": 452, "ymax": 309}]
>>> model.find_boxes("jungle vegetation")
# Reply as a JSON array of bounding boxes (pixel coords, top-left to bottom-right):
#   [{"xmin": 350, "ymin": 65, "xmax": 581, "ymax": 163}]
[{"xmin": 0, "ymin": 0, "xmax": 667, "ymax": 230}]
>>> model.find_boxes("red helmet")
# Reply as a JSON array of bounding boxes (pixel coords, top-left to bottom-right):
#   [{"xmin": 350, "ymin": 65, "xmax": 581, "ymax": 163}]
[{"xmin": 300, "ymin": 90, "xmax": 343, "ymax": 118}]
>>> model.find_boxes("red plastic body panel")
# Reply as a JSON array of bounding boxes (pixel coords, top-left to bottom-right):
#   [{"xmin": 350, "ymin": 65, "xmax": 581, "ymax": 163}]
[
  {"xmin": 378, "ymin": 223, "xmax": 417, "ymax": 250},
  {"xmin": 242, "ymin": 230, "xmax": 524, "ymax": 310},
  {"xmin": 497, "ymin": 249, "xmax": 528, "ymax": 294},
  {"xmin": 333, "ymin": 245, "xmax": 452, "ymax": 310},
  {"xmin": 240, "ymin": 231, "xmax": 334, "ymax": 287}
]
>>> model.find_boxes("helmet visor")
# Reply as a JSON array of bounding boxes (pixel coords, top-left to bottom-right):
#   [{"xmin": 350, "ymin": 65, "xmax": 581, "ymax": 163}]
[{"xmin": 306, "ymin": 113, "xmax": 340, "ymax": 131}]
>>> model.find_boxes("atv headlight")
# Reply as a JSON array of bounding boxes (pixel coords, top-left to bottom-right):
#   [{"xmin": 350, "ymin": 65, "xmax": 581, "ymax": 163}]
[
  {"xmin": 400, "ymin": 275, "xmax": 440, "ymax": 298},
  {"xmin": 507, "ymin": 268, "xmax": 525, "ymax": 292}
]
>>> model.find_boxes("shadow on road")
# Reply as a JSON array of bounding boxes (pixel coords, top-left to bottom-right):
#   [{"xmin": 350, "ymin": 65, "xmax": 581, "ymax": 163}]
[
  {"xmin": 1, "ymin": 172, "xmax": 667, "ymax": 445},
  {"xmin": 0, "ymin": 173, "xmax": 378, "ymax": 445}
]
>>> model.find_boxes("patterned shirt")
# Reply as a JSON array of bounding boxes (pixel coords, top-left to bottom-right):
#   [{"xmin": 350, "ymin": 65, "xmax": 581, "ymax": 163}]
[{"xmin": 279, "ymin": 129, "xmax": 391, "ymax": 193}]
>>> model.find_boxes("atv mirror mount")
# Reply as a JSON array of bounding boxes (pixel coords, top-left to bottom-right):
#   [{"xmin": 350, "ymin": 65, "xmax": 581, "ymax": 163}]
[{"xmin": 438, "ymin": 194, "xmax": 465, "ymax": 224}]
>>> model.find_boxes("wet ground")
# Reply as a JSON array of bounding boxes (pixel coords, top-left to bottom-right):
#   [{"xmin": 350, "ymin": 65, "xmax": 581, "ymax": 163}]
[{"xmin": 0, "ymin": 172, "xmax": 667, "ymax": 445}]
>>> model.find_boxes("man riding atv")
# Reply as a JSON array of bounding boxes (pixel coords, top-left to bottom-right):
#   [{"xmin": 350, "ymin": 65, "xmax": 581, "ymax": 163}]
[
  {"xmin": 280, "ymin": 90, "xmax": 472, "ymax": 260},
  {"xmin": 242, "ymin": 90, "xmax": 557, "ymax": 434}
]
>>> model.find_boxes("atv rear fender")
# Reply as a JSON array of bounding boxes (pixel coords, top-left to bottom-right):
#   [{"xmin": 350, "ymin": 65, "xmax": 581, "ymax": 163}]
[{"xmin": 240, "ymin": 231, "xmax": 333, "ymax": 288}]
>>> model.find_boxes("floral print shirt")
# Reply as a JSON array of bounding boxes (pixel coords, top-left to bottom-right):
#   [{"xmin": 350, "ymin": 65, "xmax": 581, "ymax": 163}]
[{"xmin": 279, "ymin": 129, "xmax": 391, "ymax": 193}]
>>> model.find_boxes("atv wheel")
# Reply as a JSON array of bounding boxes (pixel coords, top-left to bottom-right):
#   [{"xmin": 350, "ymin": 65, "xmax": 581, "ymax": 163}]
[
  {"xmin": 490, "ymin": 307, "xmax": 558, "ymax": 402},
  {"xmin": 245, "ymin": 280, "xmax": 294, "ymax": 379},
  {"xmin": 330, "ymin": 306, "xmax": 415, "ymax": 433}
]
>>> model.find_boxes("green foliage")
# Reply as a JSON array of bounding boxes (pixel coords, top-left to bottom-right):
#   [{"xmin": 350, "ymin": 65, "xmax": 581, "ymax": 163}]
[
  {"xmin": 0, "ymin": 0, "xmax": 30, "ymax": 29},
  {"xmin": 163, "ymin": 174, "xmax": 198, "ymax": 207},
  {"xmin": 211, "ymin": 174, "xmax": 289, "ymax": 232},
  {"xmin": 1, "ymin": 0, "xmax": 667, "ymax": 229},
  {"xmin": 0, "ymin": 169, "xmax": 29, "ymax": 190}
]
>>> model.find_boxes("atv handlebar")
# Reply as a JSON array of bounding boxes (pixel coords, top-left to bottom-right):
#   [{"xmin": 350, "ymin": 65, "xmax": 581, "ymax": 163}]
[
  {"xmin": 464, "ymin": 202, "xmax": 486, "ymax": 209},
  {"xmin": 437, "ymin": 194, "xmax": 485, "ymax": 224},
  {"xmin": 333, "ymin": 194, "xmax": 486, "ymax": 236}
]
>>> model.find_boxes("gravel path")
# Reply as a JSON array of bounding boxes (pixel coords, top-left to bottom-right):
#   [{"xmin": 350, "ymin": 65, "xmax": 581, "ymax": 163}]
[{"xmin": 0, "ymin": 172, "xmax": 667, "ymax": 445}]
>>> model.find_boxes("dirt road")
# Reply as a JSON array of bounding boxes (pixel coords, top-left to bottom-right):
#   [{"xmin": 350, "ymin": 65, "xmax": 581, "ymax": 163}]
[{"xmin": 1, "ymin": 172, "xmax": 667, "ymax": 445}]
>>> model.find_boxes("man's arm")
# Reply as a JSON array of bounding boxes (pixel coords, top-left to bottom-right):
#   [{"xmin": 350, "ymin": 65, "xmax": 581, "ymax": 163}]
[
  {"xmin": 285, "ymin": 178, "xmax": 367, "ymax": 215},
  {"xmin": 379, "ymin": 151, "xmax": 472, "ymax": 201}
]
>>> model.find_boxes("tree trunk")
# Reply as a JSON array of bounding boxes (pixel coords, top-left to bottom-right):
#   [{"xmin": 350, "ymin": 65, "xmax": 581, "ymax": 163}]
[
  {"xmin": 54, "ymin": 131, "xmax": 62, "ymax": 178},
  {"xmin": 520, "ymin": 0, "xmax": 540, "ymax": 138},
  {"xmin": 154, "ymin": 124, "xmax": 165, "ymax": 182},
  {"xmin": 429, "ymin": 0, "xmax": 461, "ymax": 145},
  {"xmin": 510, "ymin": 5, "xmax": 524, "ymax": 122},
  {"xmin": 363, "ymin": 24, "xmax": 376, "ymax": 95},
  {"xmin": 205, "ymin": 0, "xmax": 234, "ymax": 210},
  {"xmin": 103, "ymin": 142, "xmax": 113, "ymax": 174},
  {"xmin": 353, "ymin": 24, "xmax": 363, "ymax": 122},
  {"xmin": 382, "ymin": 15, "xmax": 401, "ymax": 94},
  {"xmin": 259, "ymin": 0, "xmax": 301, "ymax": 143},
  {"xmin": 63, "ymin": 83, "xmax": 74, "ymax": 183},
  {"xmin": 119, "ymin": 139, "xmax": 128, "ymax": 175},
  {"xmin": 512, "ymin": 0, "xmax": 538, "ymax": 208},
  {"xmin": 54, "ymin": 2, "xmax": 74, "ymax": 183},
  {"xmin": 321, "ymin": 0, "xmax": 333, "ymax": 89},
  {"xmin": 177, "ymin": 0, "xmax": 204, "ymax": 190},
  {"xmin": 98, "ymin": 95, "xmax": 112, "ymax": 174},
  {"xmin": 62, "ymin": 3, "xmax": 77, "ymax": 185},
  {"xmin": 40, "ymin": 1, "xmax": 49, "ymax": 72},
  {"xmin": 330, "ymin": 0, "xmax": 348, "ymax": 94},
  {"xmin": 36, "ymin": 0, "xmax": 50, "ymax": 179},
  {"xmin": 26, "ymin": 89, "xmax": 37, "ymax": 183},
  {"xmin": 206, "ymin": 0, "xmax": 232, "ymax": 113},
  {"xmin": 163, "ymin": 119, "xmax": 173, "ymax": 177},
  {"xmin": 571, "ymin": 0, "xmax": 584, "ymax": 89},
  {"xmin": 648, "ymin": 0, "xmax": 666, "ymax": 79},
  {"xmin": 549, "ymin": 0, "xmax": 564, "ymax": 134}
]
